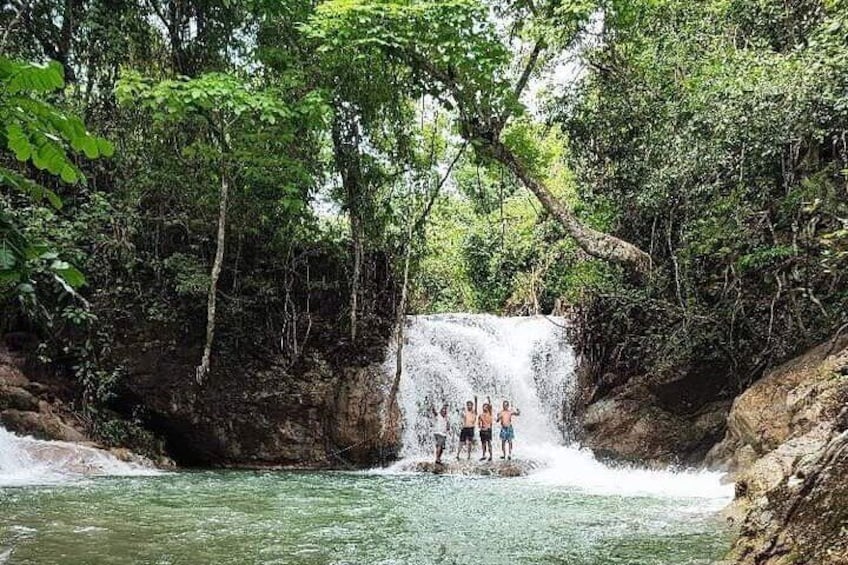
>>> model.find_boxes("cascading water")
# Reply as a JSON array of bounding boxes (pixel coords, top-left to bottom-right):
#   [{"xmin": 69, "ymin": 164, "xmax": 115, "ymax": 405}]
[
  {"xmin": 391, "ymin": 314, "xmax": 576, "ymax": 456},
  {"xmin": 388, "ymin": 313, "xmax": 732, "ymax": 501},
  {"xmin": 0, "ymin": 426, "xmax": 158, "ymax": 487}
]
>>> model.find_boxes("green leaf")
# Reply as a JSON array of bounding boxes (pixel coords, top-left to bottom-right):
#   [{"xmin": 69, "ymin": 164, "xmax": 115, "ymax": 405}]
[
  {"xmin": 59, "ymin": 164, "xmax": 79, "ymax": 183},
  {"xmin": 6, "ymin": 124, "xmax": 32, "ymax": 161},
  {"xmin": 0, "ymin": 246, "xmax": 16, "ymax": 270},
  {"xmin": 81, "ymin": 137, "xmax": 100, "ymax": 159},
  {"xmin": 33, "ymin": 140, "xmax": 69, "ymax": 175},
  {"xmin": 96, "ymin": 138, "xmax": 115, "ymax": 157},
  {"xmin": 0, "ymin": 168, "xmax": 63, "ymax": 209},
  {"xmin": 52, "ymin": 263, "xmax": 86, "ymax": 289},
  {"xmin": 4, "ymin": 59, "xmax": 64, "ymax": 94}
]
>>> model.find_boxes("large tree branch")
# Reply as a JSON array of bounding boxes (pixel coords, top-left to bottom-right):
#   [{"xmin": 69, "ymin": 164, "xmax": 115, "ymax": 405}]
[
  {"xmin": 399, "ymin": 40, "xmax": 651, "ymax": 272},
  {"xmin": 486, "ymin": 137, "xmax": 651, "ymax": 272}
]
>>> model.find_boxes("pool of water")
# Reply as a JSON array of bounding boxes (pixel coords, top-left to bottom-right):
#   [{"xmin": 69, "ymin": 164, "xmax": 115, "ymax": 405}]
[{"xmin": 0, "ymin": 470, "xmax": 730, "ymax": 565}]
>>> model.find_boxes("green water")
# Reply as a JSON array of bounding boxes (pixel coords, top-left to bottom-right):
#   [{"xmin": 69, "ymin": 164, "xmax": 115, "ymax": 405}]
[{"xmin": 0, "ymin": 471, "xmax": 729, "ymax": 565}]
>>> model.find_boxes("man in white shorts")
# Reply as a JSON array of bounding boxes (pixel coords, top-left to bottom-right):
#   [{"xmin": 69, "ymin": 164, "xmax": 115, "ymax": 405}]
[{"xmin": 432, "ymin": 403, "xmax": 449, "ymax": 465}]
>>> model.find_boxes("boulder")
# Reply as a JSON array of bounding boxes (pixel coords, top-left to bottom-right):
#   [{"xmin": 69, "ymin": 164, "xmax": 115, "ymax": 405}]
[
  {"xmin": 707, "ymin": 337, "xmax": 848, "ymax": 473},
  {"xmin": 579, "ymin": 381, "xmax": 730, "ymax": 466},
  {"xmin": 406, "ymin": 458, "xmax": 538, "ymax": 477},
  {"xmin": 1, "ymin": 409, "xmax": 87, "ymax": 442},
  {"xmin": 0, "ymin": 385, "xmax": 40, "ymax": 412},
  {"xmin": 717, "ymin": 337, "xmax": 848, "ymax": 564}
]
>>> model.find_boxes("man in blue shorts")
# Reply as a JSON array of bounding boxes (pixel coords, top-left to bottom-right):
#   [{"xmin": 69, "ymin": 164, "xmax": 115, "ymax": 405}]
[{"xmin": 497, "ymin": 400, "xmax": 521, "ymax": 460}]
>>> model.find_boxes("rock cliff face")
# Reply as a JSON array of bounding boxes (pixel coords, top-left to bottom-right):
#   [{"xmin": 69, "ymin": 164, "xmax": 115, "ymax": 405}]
[
  {"xmin": 115, "ymin": 331, "xmax": 401, "ymax": 468},
  {"xmin": 2, "ymin": 318, "xmax": 402, "ymax": 470},
  {"xmin": 708, "ymin": 337, "xmax": 848, "ymax": 564},
  {"xmin": 0, "ymin": 345, "xmax": 87, "ymax": 443},
  {"xmin": 577, "ymin": 333, "xmax": 848, "ymax": 563},
  {"xmin": 576, "ymin": 364, "xmax": 731, "ymax": 466}
]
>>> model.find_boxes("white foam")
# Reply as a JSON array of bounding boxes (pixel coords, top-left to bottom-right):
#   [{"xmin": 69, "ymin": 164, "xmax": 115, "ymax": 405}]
[
  {"xmin": 386, "ymin": 313, "xmax": 733, "ymax": 502},
  {"xmin": 522, "ymin": 443, "xmax": 731, "ymax": 501},
  {"xmin": 0, "ymin": 427, "xmax": 160, "ymax": 487}
]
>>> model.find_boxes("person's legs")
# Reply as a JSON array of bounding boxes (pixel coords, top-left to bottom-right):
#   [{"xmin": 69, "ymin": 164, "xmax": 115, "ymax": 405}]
[{"xmin": 507, "ymin": 439, "xmax": 513, "ymax": 459}]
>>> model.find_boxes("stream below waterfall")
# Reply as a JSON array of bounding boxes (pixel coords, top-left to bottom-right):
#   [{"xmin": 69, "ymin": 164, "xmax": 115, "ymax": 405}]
[{"xmin": 0, "ymin": 315, "xmax": 733, "ymax": 564}]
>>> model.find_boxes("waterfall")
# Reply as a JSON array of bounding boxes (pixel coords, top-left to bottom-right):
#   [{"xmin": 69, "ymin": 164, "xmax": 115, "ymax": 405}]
[
  {"xmin": 387, "ymin": 314, "xmax": 732, "ymax": 500},
  {"xmin": 390, "ymin": 314, "xmax": 576, "ymax": 457},
  {"xmin": 0, "ymin": 427, "xmax": 158, "ymax": 487}
]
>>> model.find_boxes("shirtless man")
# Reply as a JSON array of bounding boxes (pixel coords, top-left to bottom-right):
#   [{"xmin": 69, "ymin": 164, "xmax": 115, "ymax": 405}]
[
  {"xmin": 431, "ymin": 403, "xmax": 449, "ymax": 465},
  {"xmin": 478, "ymin": 397, "xmax": 493, "ymax": 462},
  {"xmin": 497, "ymin": 400, "xmax": 521, "ymax": 460},
  {"xmin": 457, "ymin": 396, "xmax": 478, "ymax": 461}
]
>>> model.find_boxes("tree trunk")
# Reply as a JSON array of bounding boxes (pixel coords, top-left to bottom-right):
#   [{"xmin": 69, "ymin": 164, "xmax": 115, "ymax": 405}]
[
  {"xmin": 404, "ymin": 50, "xmax": 651, "ymax": 273},
  {"xmin": 487, "ymin": 138, "xmax": 652, "ymax": 272},
  {"xmin": 386, "ymin": 230, "xmax": 413, "ymax": 427},
  {"xmin": 350, "ymin": 216, "xmax": 362, "ymax": 342},
  {"xmin": 196, "ymin": 158, "xmax": 228, "ymax": 384},
  {"xmin": 331, "ymin": 110, "xmax": 366, "ymax": 342}
]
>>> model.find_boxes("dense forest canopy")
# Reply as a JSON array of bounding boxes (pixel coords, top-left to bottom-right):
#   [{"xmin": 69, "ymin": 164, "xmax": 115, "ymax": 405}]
[{"xmin": 0, "ymin": 0, "xmax": 846, "ymax": 437}]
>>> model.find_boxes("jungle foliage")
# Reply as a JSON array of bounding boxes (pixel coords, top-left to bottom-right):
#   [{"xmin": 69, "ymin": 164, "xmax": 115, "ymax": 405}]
[
  {"xmin": 0, "ymin": 0, "xmax": 845, "ymax": 432},
  {"xmin": 566, "ymin": 0, "xmax": 848, "ymax": 390}
]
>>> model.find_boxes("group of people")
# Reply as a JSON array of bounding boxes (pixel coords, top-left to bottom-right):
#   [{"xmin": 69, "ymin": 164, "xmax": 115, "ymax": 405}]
[{"xmin": 430, "ymin": 396, "xmax": 521, "ymax": 465}]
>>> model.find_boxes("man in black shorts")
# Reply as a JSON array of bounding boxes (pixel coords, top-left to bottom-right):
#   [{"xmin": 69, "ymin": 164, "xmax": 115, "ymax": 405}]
[
  {"xmin": 457, "ymin": 396, "xmax": 477, "ymax": 460},
  {"xmin": 478, "ymin": 398, "xmax": 493, "ymax": 461}
]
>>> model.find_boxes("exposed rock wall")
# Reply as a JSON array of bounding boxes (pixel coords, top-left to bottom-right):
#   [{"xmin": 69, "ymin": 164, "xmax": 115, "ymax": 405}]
[
  {"xmin": 0, "ymin": 345, "xmax": 87, "ymax": 443},
  {"xmin": 709, "ymin": 337, "xmax": 848, "ymax": 564},
  {"xmin": 576, "ymin": 364, "xmax": 731, "ymax": 466},
  {"xmin": 116, "ymin": 332, "xmax": 400, "ymax": 468}
]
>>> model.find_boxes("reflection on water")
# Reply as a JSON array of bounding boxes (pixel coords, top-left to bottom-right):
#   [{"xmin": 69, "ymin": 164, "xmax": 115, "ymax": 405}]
[{"xmin": 0, "ymin": 470, "xmax": 730, "ymax": 565}]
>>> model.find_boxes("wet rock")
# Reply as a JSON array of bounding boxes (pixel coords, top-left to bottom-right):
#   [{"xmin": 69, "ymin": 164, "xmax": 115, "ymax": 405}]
[
  {"xmin": 0, "ymin": 364, "xmax": 29, "ymax": 388},
  {"xmin": 575, "ymin": 351, "xmax": 736, "ymax": 467},
  {"xmin": 717, "ymin": 337, "xmax": 848, "ymax": 564},
  {"xmin": 0, "ymin": 409, "xmax": 86, "ymax": 442},
  {"xmin": 406, "ymin": 458, "xmax": 538, "ymax": 477},
  {"xmin": 580, "ymin": 389, "xmax": 730, "ymax": 466},
  {"xmin": 0, "ymin": 385, "xmax": 40, "ymax": 412},
  {"xmin": 108, "ymin": 446, "xmax": 161, "ymax": 468}
]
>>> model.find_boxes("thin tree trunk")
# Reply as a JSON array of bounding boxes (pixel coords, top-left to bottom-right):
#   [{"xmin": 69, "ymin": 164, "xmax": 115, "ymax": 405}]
[
  {"xmin": 331, "ymin": 110, "xmax": 365, "ymax": 342},
  {"xmin": 196, "ymin": 155, "xmax": 228, "ymax": 384},
  {"xmin": 386, "ymin": 227, "xmax": 413, "ymax": 419},
  {"xmin": 350, "ymin": 211, "xmax": 362, "ymax": 342}
]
